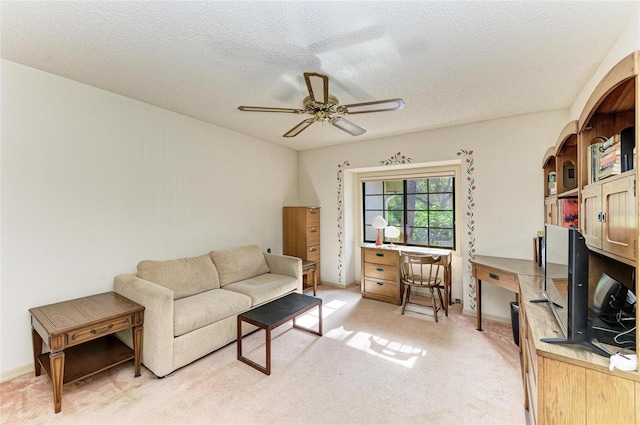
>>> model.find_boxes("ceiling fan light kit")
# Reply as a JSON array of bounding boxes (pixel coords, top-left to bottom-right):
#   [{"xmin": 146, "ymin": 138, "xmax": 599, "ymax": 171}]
[{"xmin": 238, "ymin": 72, "xmax": 404, "ymax": 138}]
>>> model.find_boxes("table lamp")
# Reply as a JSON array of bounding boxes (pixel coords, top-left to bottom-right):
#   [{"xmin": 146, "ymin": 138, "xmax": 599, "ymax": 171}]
[
  {"xmin": 372, "ymin": 215, "xmax": 388, "ymax": 246},
  {"xmin": 385, "ymin": 225, "xmax": 400, "ymax": 245}
]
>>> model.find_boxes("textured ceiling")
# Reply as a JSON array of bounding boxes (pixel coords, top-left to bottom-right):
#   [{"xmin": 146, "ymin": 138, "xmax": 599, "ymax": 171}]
[{"xmin": 2, "ymin": 1, "xmax": 639, "ymax": 151}]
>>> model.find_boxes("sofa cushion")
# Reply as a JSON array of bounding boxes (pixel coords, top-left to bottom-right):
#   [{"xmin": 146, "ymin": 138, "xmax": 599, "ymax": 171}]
[
  {"xmin": 209, "ymin": 244, "xmax": 270, "ymax": 287},
  {"xmin": 173, "ymin": 289, "xmax": 251, "ymax": 337},
  {"xmin": 137, "ymin": 254, "xmax": 220, "ymax": 300},
  {"xmin": 223, "ymin": 273, "xmax": 298, "ymax": 306}
]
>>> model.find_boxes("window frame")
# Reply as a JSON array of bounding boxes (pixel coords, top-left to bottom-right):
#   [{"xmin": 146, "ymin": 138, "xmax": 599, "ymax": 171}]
[{"xmin": 357, "ymin": 164, "xmax": 461, "ymax": 252}]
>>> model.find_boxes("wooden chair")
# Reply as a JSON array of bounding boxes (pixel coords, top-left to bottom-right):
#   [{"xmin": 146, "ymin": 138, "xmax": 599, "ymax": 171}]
[{"xmin": 400, "ymin": 254, "xmax": 445, "ymax": 322}]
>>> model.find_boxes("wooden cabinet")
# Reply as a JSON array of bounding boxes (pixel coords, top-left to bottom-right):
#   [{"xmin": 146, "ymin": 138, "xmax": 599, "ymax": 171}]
[
  {"xmin": 361, "ymin": 247, "xmax": 402, "ymax": 305},
  {"xmin": 518, "ymin": 274, "xmax": 639, "ymax": 425},
  {"xmin": 542, "ymin": 51, "xmax": 639, "ymax": 357},
  {"xmin": 283, "ymin": 206, "xmax": 321, "ymax": 283},
  {"xmin": 582, "ymin": 174, "xmax": 636, "ymax": 263},
  {"xmin": 542, "ymin": 122, "xmax": 579, "ymax": 225}
]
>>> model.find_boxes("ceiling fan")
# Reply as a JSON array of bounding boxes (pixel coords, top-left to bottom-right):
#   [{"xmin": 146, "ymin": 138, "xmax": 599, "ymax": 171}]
[{"xmin": 238, "ymin": 72, "xmax": 405, "ymax": 137}]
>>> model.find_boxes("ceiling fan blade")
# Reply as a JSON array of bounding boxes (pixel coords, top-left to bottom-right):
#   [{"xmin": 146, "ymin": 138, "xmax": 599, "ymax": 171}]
[
  {"xmin": 238, "ymin": 106, "xmax": 304, "ymax": 114},
  {"xmin": 338, "ymin": 98, "xmax": 405, "ymax": 114},
  {"xmin": 330, "ymin": 117, "xmax": 366, "ymax": 136},
  {"xmin": 304, "ymin": 72, "xmax": 329, "ymax": 104},
  {"xmin": 283, "ymin": 118, "xmax": 315, "ymax": 138}
]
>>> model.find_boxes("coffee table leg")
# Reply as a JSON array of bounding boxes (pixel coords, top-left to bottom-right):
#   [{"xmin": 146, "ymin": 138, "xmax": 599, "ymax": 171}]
[
  {"xmin": 265, "ymin": 327, "xmax": 271, "ymax": 376},
  {"xmin": 237, "ymin": 316, "xmax": 243, "ymax": 360},
  {"xmin": 50, "ymin": 351, "xmax": 65, "ymax": 413}
]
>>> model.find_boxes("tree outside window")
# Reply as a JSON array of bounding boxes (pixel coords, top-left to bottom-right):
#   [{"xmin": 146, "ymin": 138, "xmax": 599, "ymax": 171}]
[{"xmin": 363, "ymin": 177, "xmax": 455, "ymax": 248}]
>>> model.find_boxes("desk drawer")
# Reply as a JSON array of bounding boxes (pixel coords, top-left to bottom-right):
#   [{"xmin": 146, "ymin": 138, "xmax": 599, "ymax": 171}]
[
  {"xmin": 306, "ymin": 208, "xmax": 320, "ymax": 227},
  {"xmin": 306, "ymin": 226, "xmax": 320, "ymax": 245},
  {"xmin": 364, "ymin": 263, "xmax": 397, "ymax": 281},
  {"xmin": 364, "ymin": 278, "xmax": 398, "ymax": 298},
  {"xmin": 363, "ymin": 249, "xmax": 397, "ymax": 266},
  {"xmin": 66, "ymin": 315, "xmax": 133, "ymax": 347},
  {"xmin": 474, "ymin": 265, "xmax": 518, "ymax": 292},
  {"xmin": 307, "ymin": 245, "xmax": 320, "ymax": 261}
]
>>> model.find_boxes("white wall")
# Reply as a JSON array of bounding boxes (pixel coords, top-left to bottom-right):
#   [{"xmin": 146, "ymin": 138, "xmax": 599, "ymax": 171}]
[
  {"xmin": 299, "ymin": 109, "xmax": 569, "ymax": 320},
  {"xmin": 0, "ymin": 60, "xmax": 298, "ymax": 376}
]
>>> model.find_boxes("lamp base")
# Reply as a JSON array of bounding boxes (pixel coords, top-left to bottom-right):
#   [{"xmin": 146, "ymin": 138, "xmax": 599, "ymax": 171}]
[{"xmin": 375, "ymin": 229, "xmax": 383, "ymax": 246}]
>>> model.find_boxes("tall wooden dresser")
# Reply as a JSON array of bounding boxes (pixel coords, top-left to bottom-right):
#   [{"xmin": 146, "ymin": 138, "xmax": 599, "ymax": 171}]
[{"xmin": 283, "ymin": 206, "xmax": 321, "ymax": 284}]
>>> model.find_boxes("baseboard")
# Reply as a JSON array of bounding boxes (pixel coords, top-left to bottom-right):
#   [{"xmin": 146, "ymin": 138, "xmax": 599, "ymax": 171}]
[
  {"xmin": 462, "ymin": 308, "xmax": 510, "ymax": 325},
  {"xmin": 1, "ymin": 363, "xmax": 34, "ymax": 383},
  {"xmin": 319, "ymin": 280, "xmax": 358, "ymax": 289}
]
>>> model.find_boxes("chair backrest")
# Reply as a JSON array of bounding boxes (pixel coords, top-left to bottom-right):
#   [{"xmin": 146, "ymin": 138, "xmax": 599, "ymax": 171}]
[{"xmin": 400, "ymin": 254, "xmax": 442, "ymax": 287}]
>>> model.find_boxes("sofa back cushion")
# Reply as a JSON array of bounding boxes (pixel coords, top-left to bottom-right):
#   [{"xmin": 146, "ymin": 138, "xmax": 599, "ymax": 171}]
[
  {"xmin": 209, "ymin": 244, "xmax": 270, "ymax": 287},
  {"xmin": 137, "ymin": 254, "xmax": 220, "ymax": 299}
]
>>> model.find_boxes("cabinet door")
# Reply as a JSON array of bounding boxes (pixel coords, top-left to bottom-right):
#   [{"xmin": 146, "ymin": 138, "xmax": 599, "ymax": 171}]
[
  {"xmin": 581, "ymin": 184, "xmax": 602, "ymax": 249},
  {"xmin": 544, "ymin": 198, "xmax": 558, "ymax": 225},
  {"xmin": 602, "ymin": 176, "xmax": 636, "ymax": 261},
  {"xmin": 585, "ymin": 369, "xmax": 635, "ymax": 425}
]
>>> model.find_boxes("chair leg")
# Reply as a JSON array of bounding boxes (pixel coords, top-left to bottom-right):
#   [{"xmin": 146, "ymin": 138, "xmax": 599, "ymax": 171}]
[
  {"xmin": 401, "ymin": 286, "xmax": 409, "ymax": 315},
  {"xmin": 429, "ymin": 287, "xmax": 438, "ymax": 322},
  {"xmin": 437, "ymin": 288, "xmax": 446, "ymax": 317}
]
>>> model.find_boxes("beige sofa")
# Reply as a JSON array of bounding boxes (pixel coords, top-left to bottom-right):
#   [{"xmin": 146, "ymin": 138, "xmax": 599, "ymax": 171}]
[{"xmin": 114, "ymin": 244, "xmax": 302, "ymax": 377}]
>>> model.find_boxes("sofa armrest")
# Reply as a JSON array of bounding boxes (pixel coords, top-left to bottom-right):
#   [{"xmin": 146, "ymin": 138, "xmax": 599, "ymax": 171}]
[
  {"xmin": 114, "ymin": 273, "xmax": 175, "ymax": 377},
  {"xmin": 264, "ymin": 253, "xmax": 303, "ymax": 293}
]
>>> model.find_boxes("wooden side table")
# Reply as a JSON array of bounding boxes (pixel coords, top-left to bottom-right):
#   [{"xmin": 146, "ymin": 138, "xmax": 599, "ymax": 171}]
[
  {"xmin": 302, "ymin": 260, "xmax": 319, "ymax": 295},
  {"xmin": 29, "ymin": 292, "xmax": 144, "ymax": 413}
]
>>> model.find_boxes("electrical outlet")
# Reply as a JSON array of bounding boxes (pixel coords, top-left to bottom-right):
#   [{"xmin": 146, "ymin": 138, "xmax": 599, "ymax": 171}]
[{"xmin": 455, "ymin": 298, "xmax": 461, "ymax": 304}]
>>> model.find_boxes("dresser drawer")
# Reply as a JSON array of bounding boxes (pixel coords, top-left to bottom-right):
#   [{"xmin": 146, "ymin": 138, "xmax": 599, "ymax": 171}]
[
  {"xmin": 474, "ymin": 265, "xmax": 518, "ymax": 292},
  {"xmin": 307, "ymin": 245, "xmax": 320, "ymax": 261},
  {"xmin": 306, "ymin": 208, "xmax": 320, "ymax": 227},
  {"xmin": 363, "ymin": 249, "xmax": 397, "ymax": 266},
  {"xmin": 363, "ymin": 278, "xmax": 398, "ymax": 298},
  {"xmin": 66, "ymin": 315, "xmax": 133, "ymax": 347},
  {"xmin": 306, "ymin": 226, "xmax": 320, "ymax": 245},
  {"xmin": 364, "ymin": 263, "xmax": 397, "ymax": 281}
]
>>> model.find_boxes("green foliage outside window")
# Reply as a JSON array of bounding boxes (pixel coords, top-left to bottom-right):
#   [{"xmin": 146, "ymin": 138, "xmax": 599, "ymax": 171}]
[{"xmin": 363, "ymin": 177, "xmax": 455, "ymax": 248}]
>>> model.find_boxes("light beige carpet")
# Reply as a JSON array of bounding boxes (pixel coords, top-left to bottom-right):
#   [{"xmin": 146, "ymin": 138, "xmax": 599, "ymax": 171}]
[{"xmin": 1, "ymin": 286, "xmax": 525, "ymax": 425}]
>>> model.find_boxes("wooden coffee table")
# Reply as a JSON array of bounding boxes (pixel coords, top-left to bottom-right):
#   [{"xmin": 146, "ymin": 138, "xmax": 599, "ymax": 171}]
[
  {"xmin": 29, "ymin": 292, "xmax": 144, "ymax": 413},
  {"xmin": 237, "ymin": 293, "xmax": 322, "ymax": 375}
]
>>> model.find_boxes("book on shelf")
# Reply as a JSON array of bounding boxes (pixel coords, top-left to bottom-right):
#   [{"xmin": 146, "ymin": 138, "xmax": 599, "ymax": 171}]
[
  {"xmin": 547, "ymin": 172, "xmax": 557, "ymax": 195},
  {"xmin": 559, "ymin": 198, "xmax": 579, "ymax": 228}
]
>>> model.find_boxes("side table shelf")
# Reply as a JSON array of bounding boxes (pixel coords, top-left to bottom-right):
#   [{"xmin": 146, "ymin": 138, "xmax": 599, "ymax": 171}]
[{"xmin": 35, "ymin": 335, "xmax": 136, "ymax": 385}]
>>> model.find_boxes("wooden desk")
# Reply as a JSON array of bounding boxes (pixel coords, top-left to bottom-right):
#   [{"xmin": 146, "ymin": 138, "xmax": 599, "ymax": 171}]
[
  {"xmin": 361, "ymin": 244, "xmax": 452, "ymax": 313},
  {"xmin": 470, "ymin": 256, "xmax": 542, "ymax": 331},
  {"xmin": 30, "ymin": 292, "xmax": 144, "ymax": 413}
]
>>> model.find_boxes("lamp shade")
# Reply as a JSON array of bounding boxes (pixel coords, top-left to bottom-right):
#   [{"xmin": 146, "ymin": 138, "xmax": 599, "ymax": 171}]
[
  {"xmin": 371, "ymin": 216, "xmax": 387, "ymax": 230},
  {"xmin": 385, "ymin": 225, "xmax": 400, "ymax": 239}
]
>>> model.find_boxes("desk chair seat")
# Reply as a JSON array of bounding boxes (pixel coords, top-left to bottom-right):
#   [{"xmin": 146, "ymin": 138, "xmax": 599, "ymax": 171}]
[{"xmin": 400, "ymin": 254, "xmax": 445, "ymax": 322}]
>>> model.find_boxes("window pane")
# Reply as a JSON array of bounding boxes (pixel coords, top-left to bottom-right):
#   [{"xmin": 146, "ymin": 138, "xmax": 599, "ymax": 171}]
[
  {"xmin": 384, "ymin": 180, "xmax": 403, "ymax": 193},
  {"xmin": 385, "ymin": 194, "xmax": 404, "ymax": 210},
  {"xmin": 429, "ymin": 228, "xmax": 454, "ymax": 247},
  {"xmin": 385, "ymin": 211, "xmax": 403, "ymax": 227},
  {"xmin": 365, "ymin": 211, "xmax": 384, "ymax": 225},
  {"xmin": 364, "ymin": 181, "xmax": 383, "ymax": 195},
  {"xmin": 429, "ymin": 193, "xmax": 453, "ymax": 209},
  {"xmin": 429, "ymin": 177, "xmax": 453, "ymax": 192},
  {"xmin": 429, "ymin": 211, "xmax": 453, "ymax": 227},
  {"xmin": 364, "ymin": 195, "xmax": 383, "ymax": 210},
  {"xmin": 407, "ymin": 226, "xmax": 427, "ymax": 245},
  {"xmin": 365, "ymin": 225, "xmax": 378, "ymax": 241}
]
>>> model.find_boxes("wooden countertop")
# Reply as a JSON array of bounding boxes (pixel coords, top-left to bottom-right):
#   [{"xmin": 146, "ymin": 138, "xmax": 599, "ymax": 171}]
[{"xmin": 519, "ymin": 274, "xmax": 639, "ymax": 382}]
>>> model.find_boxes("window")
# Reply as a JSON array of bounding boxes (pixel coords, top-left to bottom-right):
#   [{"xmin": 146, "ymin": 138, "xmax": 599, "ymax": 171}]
[{"xmin": 363, "ymin": 176, "xmax": 456, "ymax": 249}]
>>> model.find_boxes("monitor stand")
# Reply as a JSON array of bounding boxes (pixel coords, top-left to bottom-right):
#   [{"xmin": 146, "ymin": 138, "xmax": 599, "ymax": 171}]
[{"xmin": 540, "ymin": 325, "xmax": 610, "ymax": 357}]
